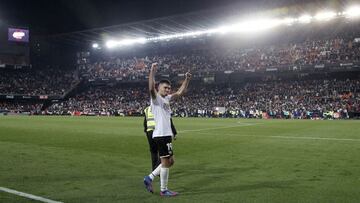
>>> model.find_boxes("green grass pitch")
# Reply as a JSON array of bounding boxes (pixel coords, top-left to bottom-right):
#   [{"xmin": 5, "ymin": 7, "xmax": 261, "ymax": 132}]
[{"xmin": 0, "ymin": 116, "xmax": 360, "ymax": 202}]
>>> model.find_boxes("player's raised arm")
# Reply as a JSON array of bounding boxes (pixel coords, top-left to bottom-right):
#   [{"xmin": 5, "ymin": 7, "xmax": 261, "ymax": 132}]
[
  {"xmin": 171, "ymin": 72, "xmax": 191, "ymax": 100},
  {"xmin": 149, "ymin": 63, "xmax": 158, "ymax": 99}
]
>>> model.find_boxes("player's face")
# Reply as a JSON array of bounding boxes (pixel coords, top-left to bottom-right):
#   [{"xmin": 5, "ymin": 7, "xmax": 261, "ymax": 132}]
[{"xmin": 159, "ymin": 83, "xmax": 171, "ymax": 96}]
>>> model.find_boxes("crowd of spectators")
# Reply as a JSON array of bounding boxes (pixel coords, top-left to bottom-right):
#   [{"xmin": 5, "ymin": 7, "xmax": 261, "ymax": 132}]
[
  {"xmin": 38, "ymin": 78, "xmax": 360, "ymax": 119},
  {"xmin": 46, "ymin": 86, "xmax": 147, "ymax": 116},
  {"xmin": 0, "ymin": 102, "xmax": 42, "ymax": 115},
  {"xmin": 0, "ymin": 69, "xmax": 78, "ymax": 96},
  {"xmin": 172, "ymin": 79, "xmax": 360, "ymax": 119},
  {"xmin": 80, "ymin": 36, "xmax": 360, "ymax": 81}
]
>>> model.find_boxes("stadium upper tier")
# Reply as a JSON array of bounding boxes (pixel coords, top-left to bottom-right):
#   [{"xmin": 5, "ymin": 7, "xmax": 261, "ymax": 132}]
[{"xmin": 82, "ymin": 35, "xmax": 360, "ymax": 80}]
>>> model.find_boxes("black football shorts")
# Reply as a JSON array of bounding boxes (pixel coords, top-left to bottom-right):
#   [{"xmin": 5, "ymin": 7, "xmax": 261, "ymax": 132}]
[{"xmin": 153, "ymin": 136, "xmax": 173, "ymax": 158}]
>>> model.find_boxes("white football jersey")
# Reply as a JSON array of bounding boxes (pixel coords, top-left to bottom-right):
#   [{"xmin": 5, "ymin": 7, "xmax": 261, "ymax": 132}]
[{"xmin": 151, "ymin": 94, "xmax": 173, "ymax": 138}]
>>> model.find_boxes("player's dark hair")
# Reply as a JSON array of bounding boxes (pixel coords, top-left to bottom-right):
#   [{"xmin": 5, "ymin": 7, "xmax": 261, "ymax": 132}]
[{"xmin": 159, "ymin": 79, "xmax": 171, "ymax": 86}]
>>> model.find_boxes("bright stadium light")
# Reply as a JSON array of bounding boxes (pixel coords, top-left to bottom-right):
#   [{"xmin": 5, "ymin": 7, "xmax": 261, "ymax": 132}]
[
  {"xmin": 106, "ymin": 37, "xmax": 147, "ymax": 48},
  {"xmin": 215, "ymin": 26, "xmax": 231, "ymax": 34},
  {"xmin": 149, "ymin": 35, "xmax": 175, "ymax": 41},
  {"xmin": 231, "ymin": 19, "xmax": 284, "ymax": 33},
  {"xmin": 101, "ymin": 8, "xmax": 359, "ymax": 49},
  {"xmin": 282, "ymin": 17, "xmax": 297, "ymax": 26},
  {"xmin": 136, "ymin": 38, "xmax": 148, "ymax": 44},
  {"xmin": 314, "ymin": 11, "xmax": 337, "ymax": 21},
  {"xmin": 149, "ymin": 30, "xmax": 209, "ymax": 42},
  {"xmin": 118, "ymin": 38, "xmax": 147, "ymax": 45},
  {"xmin": 344, "ymin": 6, "xmax": 360, "ymax": 18},
  {"xmin": 92, "ymin": 43, "xmax": 99, "ymax": 48},
  {"xmin": 106, "ymin": 40, "xmax": 117, "ymax": 48},
  {"xmin": 298, "ymin": 14, "xmax": 312, "ymax": 23}
]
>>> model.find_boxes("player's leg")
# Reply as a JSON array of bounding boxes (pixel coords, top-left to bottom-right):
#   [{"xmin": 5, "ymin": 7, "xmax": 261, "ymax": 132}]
[
  {"xmin": 144, "ymin": 162, "xmax": 162, "ymax": 193},
  {"xmin": 169, "ymin": 155, "xmax": 175, "ymax": 167},
  {"xmin": 144, "ymin": 136, "xmax": 177, "ymax": 196},
  {"xmin": 157, "ymin": 136, "xmax": 177, "ymax": 196}
]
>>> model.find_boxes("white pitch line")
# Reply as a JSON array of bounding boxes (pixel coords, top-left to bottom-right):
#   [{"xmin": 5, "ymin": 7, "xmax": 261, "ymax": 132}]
[
  {"xmin": 179, "ymin": 123, "xmax": 258, "ymax": 133},
  {"xmin": 191, "ymin": 130, "xmax": 360, "ymax": 142},
  {"xmin": 0, "ymin": 187, "xmax": 63, "ymax": 203},
  {"xmin": 176, "ymin": 121, "xmax": 359, "ymax": 142},
  {"xmin": 269, "ymin": 135, "xmax": 360, "ymax": 142}
]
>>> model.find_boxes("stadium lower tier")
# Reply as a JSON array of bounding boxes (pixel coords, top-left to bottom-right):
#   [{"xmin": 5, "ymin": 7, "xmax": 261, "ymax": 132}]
[{"xmin": 1, "ymin": 78, "xmax": 359, "ymax": 119}]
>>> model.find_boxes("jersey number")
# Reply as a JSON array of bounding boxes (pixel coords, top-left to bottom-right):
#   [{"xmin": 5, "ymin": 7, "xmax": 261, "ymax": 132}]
[{"xmin": 166, "ymin": 143, "xmax": 173, "ymax": 151}]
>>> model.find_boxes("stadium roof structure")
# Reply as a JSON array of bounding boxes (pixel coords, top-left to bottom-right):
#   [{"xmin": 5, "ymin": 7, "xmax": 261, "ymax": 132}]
[
  {"xmin": 47, "ymin": 1, "xmax": 358, "ymax": 48},
  {"xmin": 49, "ymin": 8, "xmax": 229, "ymax": 47}
]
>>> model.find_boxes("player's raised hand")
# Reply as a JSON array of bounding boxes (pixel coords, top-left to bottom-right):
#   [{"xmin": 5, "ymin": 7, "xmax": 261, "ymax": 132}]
[
  {"xmin": 185, "ymin": 72, "xmax": 192, "ymax": 79},
  {"xmin": 151, "ymin": 63, "xmax": 158, "ymax": 72}
]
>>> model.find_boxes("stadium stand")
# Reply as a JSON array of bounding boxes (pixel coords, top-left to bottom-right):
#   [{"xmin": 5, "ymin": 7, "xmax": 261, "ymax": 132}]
[
  {"xmin": 80, "ymin": 35, "xmax": 360, "ymax": 81},
  {"xmin": 0, "ymin": 69, "xmax": 78, "ymax": 96},
  {"xmin": 38, "ymin": 78, "xmax": 358, "ymax": 119},
  {"xmin": 1, "ymin": 22, "xmax": 360, "ymax": 119}
]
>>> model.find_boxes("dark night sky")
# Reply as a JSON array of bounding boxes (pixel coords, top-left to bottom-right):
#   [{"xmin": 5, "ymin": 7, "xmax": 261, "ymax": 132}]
[{"xmin": 0, "ymin": 0, "xmax": 332, "ymax": 35}]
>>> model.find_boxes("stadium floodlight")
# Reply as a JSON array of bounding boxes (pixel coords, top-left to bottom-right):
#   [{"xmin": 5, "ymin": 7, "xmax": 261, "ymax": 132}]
[
  {"xmin": 101, "ymin": 8, "xmax": 359, "ymax": 49},
  {"xmin": 136, "ymin": 37, "xmax": 148, "ymax": 44},
  {"xmin": 148, "ymin": 30, "xmax": 209, "ymax": 42},
  {"xmin": 231, "ymin": 19, "xmax": 284, "ymax": 33},
  {"xmin": 106, "ymin": 38, "xmax": 147, "ymax": 48},
  {"xmin": 92, "ymin": 43, "xmax": 99, "ymax": 48},
  {"xmin": 282, "ymin": 17, "xmax": 297, "ymax": 26},
  {"xmin": 106, "ymin": 40, "xmax": 117, "ymax": 48},
  {"xmin": 344, "ymin": 6, "xmax": 360, "ymax": 18},
  {"xmin": 314, "ymin": 11, "xmax": 337, "ymax": 21},
  {"xmin": 149, "ymin": 35, "xmax": 174, "ymax": 41},
  {"xmin": 298, "ymin": 15, "xmax": 312, "ymax": 23},
  {"xmin": 206, "ymin": 28, "xmax": 221, "ymax": 34},
  {"xmin": 215, "ymin": 26, "xmax": 231, "ymax": 34},
  {"xmin": 118, "ymin": 38, "xmax": 147, "ymax": 46}
]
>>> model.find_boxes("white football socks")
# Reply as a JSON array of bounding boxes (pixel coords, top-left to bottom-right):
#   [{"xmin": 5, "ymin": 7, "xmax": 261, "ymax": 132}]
[
  {"xmin": 160, "ymin": 167, "xmax": 169, "ymax": 192},
  {"xmin": 149, "ymin": 164, "xmax": 161, "ymax": 181}
]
